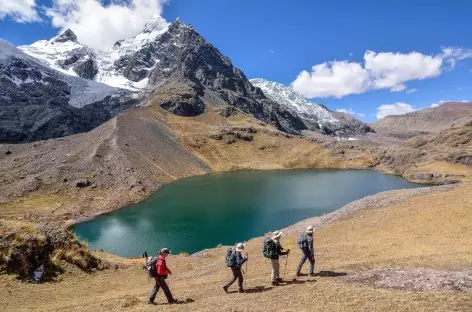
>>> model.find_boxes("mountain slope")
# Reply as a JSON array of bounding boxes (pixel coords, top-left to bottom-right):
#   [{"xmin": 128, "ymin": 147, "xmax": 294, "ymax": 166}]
[
  {"xmin": 19, "ymin": 18, "xmax": 307, "ymax": 135},
  {"xmin": 371, "ymin": 102, "xmax": 472, "ymax": 136},
  {"xmin": 250, "ymin": 78, "xmax": 372, "ymax": 138},
  {"xmin": 19, "ymin": 17, "xmax": 169, "ymax": 90},
  {"xmin": 0, "ymin": 39, "xmax": 137, "ymax": 143}
]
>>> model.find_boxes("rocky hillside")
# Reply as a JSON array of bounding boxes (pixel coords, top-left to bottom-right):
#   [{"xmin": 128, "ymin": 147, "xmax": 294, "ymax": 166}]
[
  {"xmin": 371, "ymin": 102, "xmax": 472, "ymax": 137},
  {"xmin": 17, "ymin": 18, "xmax": 306, "ymax": 136},
  {"xmin": 251, "ymin": 78, "xmax": 373, "ymax": 138},
  {"xmin": 0, "ymin": 40, "xmax": 137, "ymax": 143}
]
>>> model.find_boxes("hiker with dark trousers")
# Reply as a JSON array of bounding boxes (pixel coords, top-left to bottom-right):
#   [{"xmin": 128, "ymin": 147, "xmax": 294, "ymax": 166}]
[
  {"xmin": 148, "ymin": 248, "xmax": 178, "ymax": 305},
  {"xmin": 263, "ymin": 231, "xmax": 290, "ymax": 286},
  {"xmin": 223, "ymin": 243, "xmax": 248, "ymax": 293},
  {"xmin": 296, "ymin": 226, "xmax": 315, "ymax": 277}
]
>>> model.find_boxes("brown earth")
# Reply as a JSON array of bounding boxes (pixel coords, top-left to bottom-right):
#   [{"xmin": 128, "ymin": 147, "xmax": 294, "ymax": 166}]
[
  {"xmin": 1, "ymin": 162, "xmax": 472, "ymax": 311},
  {"xmin": 1, "ymin": 92, "xmax": 472, "ymax": 311},
  {"xmin": 371, "ymin": 102, "xmax": 472, "ymax": 137}
]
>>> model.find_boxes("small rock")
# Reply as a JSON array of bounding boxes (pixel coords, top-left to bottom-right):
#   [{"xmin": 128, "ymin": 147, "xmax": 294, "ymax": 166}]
[
  {"xmin": 73, "ymin": 179, "xmax": 91, "ymax": 188},
  {"xmin": 5, "ymin": 151, "xmax": 12, "ymax": 155}
]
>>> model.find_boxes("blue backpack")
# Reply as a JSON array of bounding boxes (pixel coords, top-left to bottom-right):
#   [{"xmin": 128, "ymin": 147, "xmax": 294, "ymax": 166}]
[{"xmin": 297, "ymin": 233, "xmax": 308, "ymax": 249}]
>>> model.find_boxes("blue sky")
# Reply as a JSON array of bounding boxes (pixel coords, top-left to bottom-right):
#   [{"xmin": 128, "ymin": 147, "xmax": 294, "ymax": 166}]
[{"xmin": 1, "ymin": 0, "xmax": 471, "ymax": 121}]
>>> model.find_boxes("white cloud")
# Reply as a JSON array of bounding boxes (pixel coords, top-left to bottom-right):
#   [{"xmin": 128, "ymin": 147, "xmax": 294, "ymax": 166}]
[
  {"xmin": 45, "ymin": 0, "xmax": 167, "ymax": 50},
  {"xmin": 268, "ymin": 49, "xmax": 275, "ymax": 54},
  {"xmin": 406, "ymin": 88, "xmax": 418, "ymax": 94},
  {"xmin": 336, "ymin": 108, "xmax": 365, "ymax": 119},
  {"xmin": 442, "ymin": 47, "xmax": 472, "ymax": 69},
  {"xmin": 0, "ymin": 0, "xmax": 40, "ymax": 22},
  {"xmin": 292, "ymin": 61, "xmax": 368, "ymax": 98},
  {"xmin": 292, "ymin": 48, "xmax": 472, "ymax": 99},
  {"xmin": 376, "ymin": 102, "xmax": 416, "ymax": 119}
]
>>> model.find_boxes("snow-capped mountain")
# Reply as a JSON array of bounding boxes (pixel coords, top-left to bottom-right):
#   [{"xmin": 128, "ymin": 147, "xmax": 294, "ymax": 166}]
[
  {"xmin": 250, "ymin": 78, "xmax": 339, "ymax": 127},
  {"xmin": 251, "ymin": 78, "xmax": 372, "ymax": 137},
  {"xmin": 20, "ymin": 15, "xmax": 169, "ymax": 90},
  {"xmin": 0, "ymin": 39, "xmax": 136, "ymax": 142},
  {"xmin": 3, "ymin": 16, "xmax": 306, "ymax": 141}
]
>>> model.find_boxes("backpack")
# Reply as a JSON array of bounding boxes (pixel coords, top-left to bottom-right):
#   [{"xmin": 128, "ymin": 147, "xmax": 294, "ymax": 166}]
[
  {"xmin": 297, "ymin": 233, "xmax": 308, "ymax": 249},
  {"xmin": 146, "ymin": 256, "xmax": 159, "ymax": 278},
  {"xmin": 225, "ymin": 248, "xmax": 236, "ymax": 267},
  {"xmin": 262, "ymin": 237, "xmax": 277, "ymax": 258}
]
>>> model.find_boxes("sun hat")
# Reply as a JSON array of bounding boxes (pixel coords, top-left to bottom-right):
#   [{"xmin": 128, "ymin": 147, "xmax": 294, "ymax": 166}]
[
  {"xmin": 306, "ymin": 226, "xmax": 314, "ymax": 234},
  {"xmin": 235, "ymin": 243, "xmax": 246, "ymax": 252},
  {"xmin": 160, "ymin": 248, "xmax": 171, "ymax": 254},
  {"xmin": 271, "ymin": 230, "xmax": 283, "ymax": 240}
]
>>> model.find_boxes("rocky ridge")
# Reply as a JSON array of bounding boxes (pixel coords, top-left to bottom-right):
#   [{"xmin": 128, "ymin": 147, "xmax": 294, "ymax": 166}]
[
  {"xmin": 0, "ymin": 40, "xmax": 137, "ymax": 143},
  {"xmin": 371, "ymin": 102, "xmax": 472, "ymax": 137},
  {"xmin": 250, "ymin": 78, "xmax": 373, "ymax": 138}
]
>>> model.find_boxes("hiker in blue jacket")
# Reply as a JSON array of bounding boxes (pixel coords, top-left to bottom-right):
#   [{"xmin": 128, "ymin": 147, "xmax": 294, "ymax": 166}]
[
  {"xmin": 296, "ymin": 226, "xmax": 315, "ymax": 277},
  {"xmin": 223, "ymin": 243, "xmax": 248, "ymax": 293}
]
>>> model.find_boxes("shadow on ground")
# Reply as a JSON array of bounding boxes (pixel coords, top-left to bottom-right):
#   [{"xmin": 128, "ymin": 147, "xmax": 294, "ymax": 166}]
[
  {"xmin": 313, "ymin": 271, "xmax": 348, "ymax": 277},
  {"xmin": 228, "ymin": 286, "xmax": 274, "ymax": 294}
]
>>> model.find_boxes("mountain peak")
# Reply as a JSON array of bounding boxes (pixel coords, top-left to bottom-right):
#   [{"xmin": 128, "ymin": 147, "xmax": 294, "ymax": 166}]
[
  {"xmin": 53, "ymin": 29, "xmax": 78, "ymax": 43},
  {"xmin": 142, "ymin": 15, "xmax": 168, "ymax": 34}
]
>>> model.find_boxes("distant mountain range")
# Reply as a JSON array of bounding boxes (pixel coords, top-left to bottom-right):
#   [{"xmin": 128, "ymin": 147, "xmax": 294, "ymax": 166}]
[
  {"xmin": 250, "ymin": 78, "xmax": 373, "ymax": 138},
  {"xmin": 371, "ymin": 102, "xmax": 472, "ymax": 137}
]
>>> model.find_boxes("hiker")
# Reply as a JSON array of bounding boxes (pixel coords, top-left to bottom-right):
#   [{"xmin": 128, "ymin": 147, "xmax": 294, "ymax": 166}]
[
  {"xmin": 262, "ymin": 230, "xmax": 290, "ymax": 285},
  {"xmin": 223, "ymin": 243, "xmax": 248, "ymax": 293},
  {"xmin": 296, "ymin": 226, "xmax": 315, "ymax": 277},
  {"xmin": 147, "ymin": 248, "xmax": 178, "ymax": 305}
]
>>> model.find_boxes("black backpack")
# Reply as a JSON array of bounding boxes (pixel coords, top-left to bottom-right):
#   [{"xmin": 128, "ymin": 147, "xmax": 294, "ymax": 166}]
[
  {"xmin": 225, "ymin": 248, "xmax": 236, "ymax": 267},
  {"xmin": 262, "ymin": 237, "xmax": 277, "ymax": 258}
]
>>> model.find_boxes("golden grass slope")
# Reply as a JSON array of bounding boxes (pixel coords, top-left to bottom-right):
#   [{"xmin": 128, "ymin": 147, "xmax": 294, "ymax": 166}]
[{"xmin": 1, "ymin": 164, "xmax": 472, "ymax": 312}]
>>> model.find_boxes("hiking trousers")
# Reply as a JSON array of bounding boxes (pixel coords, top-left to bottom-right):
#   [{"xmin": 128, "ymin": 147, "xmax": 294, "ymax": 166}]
[
  {"xmin": 296, "ymin": 249, "xmax": 315, "ymax": 275},
  {"xmin": 148, "ymin": 278, "xmax": 174, "ymax": 303},
  {"xmin": 271, "ymin": 259, "xmax": 280, "ymax": 282},
  {"xmin": 224, "ymin": 267, "xmax": 244, "ymax": 290}
]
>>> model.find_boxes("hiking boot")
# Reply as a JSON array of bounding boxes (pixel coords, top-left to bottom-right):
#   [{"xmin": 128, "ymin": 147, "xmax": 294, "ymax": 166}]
[
  {"xmin": 222, "ymin": 286, "xmax": 229, "ymax": 293},
  {"xmin": 296, "ymin": 273, "xmax": 302, "ymax": 277},
  {"xmin": 271, "ymin": 281, "xmax": 280, "ymax": 286},
  {"xmin": 147, "ymin": 301, "xmax": 157, "ymax": 305},
  {"xmin": 168, "ymin": 299, "xmax": 179, "ymax": 304},
  {"xmin": 309, "ymin": 273, "xmax": 316, "ymax": 277},
  {"xmin": 238, "ymin": 289, "xmax": 245, "ymax": 293},
  {"xmin": 275, "ymin": 278, "xmax": 283, "ymax": 282}
]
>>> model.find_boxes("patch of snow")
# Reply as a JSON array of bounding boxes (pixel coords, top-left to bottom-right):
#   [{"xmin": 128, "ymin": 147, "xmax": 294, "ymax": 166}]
[
  {"xmin": 250, "ymin": 78, "xmax": 340, "ymax": 127},
  {"xmin": 3, "ymin": 39, "xmax": 122, "ymax": 108},
  {"xmin": 19, "ymin": 16, "xmax": 170, "ymax": 91}
]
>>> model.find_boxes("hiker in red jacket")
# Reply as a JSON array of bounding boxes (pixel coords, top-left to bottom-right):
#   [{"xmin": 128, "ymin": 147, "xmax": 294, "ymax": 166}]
[{"xmin": 148, "ymin": 248, "xmax": 178, "ymax": 305}]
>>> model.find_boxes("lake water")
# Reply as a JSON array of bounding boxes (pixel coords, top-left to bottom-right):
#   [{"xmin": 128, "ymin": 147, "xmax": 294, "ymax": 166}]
[{"xmin": 72, "ymin": 169, "xmax": 423, "ymax": 257}]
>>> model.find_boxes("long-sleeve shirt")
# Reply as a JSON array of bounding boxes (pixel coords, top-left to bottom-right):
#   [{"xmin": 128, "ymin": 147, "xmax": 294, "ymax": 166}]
[
  {"xmin": 272, "ymin": 241, "xmax": 288, "ymax": 259},
  {"xmin": 303, "ymin": 234, "xmax": 314, "ymax": 255},
  {"xmin": 233, "ymin": 251, "xmax": 247, "ymax": 269},
  {"xmin": 156, "ymin": 255, "xmax": 170, "ymax": 278}
]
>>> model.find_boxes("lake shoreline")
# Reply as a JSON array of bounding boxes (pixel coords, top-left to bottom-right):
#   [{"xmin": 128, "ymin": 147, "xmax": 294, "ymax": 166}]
[
  {"xmin": 69, "ymin": 168, "xmax": 442, "ymax": 257},
  {"xmin": 64, "ymin": 165, "xmax": 449, "ymax": 231}
]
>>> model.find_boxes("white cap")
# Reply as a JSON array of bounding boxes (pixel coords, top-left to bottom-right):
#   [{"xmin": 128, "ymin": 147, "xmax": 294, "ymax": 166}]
[
  {"xmin": 271, "ymin": 230, "xmax": 282, "ymax": 240},
  {"xmin": 236, "ymin": 243, "xmax": 246, "ymax": 252}
]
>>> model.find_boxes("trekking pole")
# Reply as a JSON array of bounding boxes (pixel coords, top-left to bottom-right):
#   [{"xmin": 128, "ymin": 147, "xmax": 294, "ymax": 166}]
[
  {"xmin": 245, "ymin": 253, "xmax": 248, "ymax": 289},
  {"xmin": 283, "ymin": 253, "xmax": 289, "ymax": 278}
]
